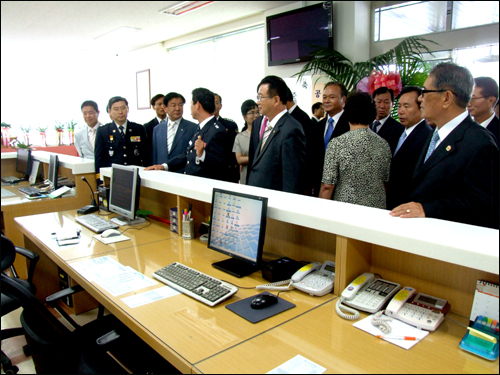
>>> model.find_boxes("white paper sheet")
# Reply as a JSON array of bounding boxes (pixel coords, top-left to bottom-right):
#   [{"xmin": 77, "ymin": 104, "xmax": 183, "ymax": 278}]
[
  {"xmin": 352, "ymin": 314, "xmax": 429, "ymax": 350},
  {"xmin": 121, "ymin": 286, "xmax": 180, "ymax": 308},
  {"xmin": 93, "ymin": 233, "xmax": 130, "ymax": 244},
  {"xmin": 267, "ymin": 355, "xmax": 326, "ymax": 374}
]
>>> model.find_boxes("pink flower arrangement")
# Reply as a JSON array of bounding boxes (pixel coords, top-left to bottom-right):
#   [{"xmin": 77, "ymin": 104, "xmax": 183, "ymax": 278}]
[{"xmin": 366, "ymin": 70, "xmax": 402, "ymax": 97}]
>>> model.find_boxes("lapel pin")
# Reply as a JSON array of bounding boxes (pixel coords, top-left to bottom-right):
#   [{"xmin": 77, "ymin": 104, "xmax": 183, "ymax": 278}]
[
  {"xmin": 113, "ymin": 130, "xmax": 116, "ymax": 133},
  {"xmin": 446, "ymin": 145, "xmax": 452, "ymax": 152}
]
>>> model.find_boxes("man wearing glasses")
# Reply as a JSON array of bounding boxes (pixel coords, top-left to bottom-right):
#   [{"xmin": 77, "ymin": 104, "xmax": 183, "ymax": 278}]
[
  {"xmin": 246, "ymin": 75, "xmax": 306, "ymax": 194},
  {"xmin": 467, "ymin": 76, "xmax": 499, "ymax": 146},
  {"xmin": 390, "ymin": 62, "xmax": 499, "ymax": 229}
]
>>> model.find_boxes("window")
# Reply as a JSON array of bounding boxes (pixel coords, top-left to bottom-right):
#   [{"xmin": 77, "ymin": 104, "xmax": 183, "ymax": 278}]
[{"xmin": 374, "ymin": 1, "xmax": 499, "ymax": 42}]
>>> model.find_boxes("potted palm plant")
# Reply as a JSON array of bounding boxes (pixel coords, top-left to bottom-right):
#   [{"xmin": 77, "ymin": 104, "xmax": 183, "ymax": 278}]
[
  {"xmin": 20, "ymin": 125, "xmax": 31, "ymax": 145},
  {"xmin": 55, "ymin": 122, "xmax": 65, "ymax": 146},
  {"xmin": 294, "ymin": 36, "xmax": 437, "ymax": 118},
  {"xmin": 36, "ymin": 126, "xmax": 48, "ymax": 147},
  {"xmin": 1, "ymin": 122, "xmax": 11, "ymax": 147},
  {"xmin": 66, "ymin": 120, "xmax": 77, "ymax": 145}
]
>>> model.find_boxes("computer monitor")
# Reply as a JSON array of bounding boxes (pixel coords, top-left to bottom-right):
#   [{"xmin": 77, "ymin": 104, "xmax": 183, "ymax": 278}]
[
  {"xmin": 16, "ymin": 149, "xmax": 32, "ymax": 178},
  {"xmin": 208, "ymin": 188, "xmax": 268, "ymax": 278},
  {"xmin": 108, "ymin": 164, "xmax": 145, "ymax": 226},
  {"xmin": 47, "ymin": 154, "xmax": 59, "ymax": 190}
]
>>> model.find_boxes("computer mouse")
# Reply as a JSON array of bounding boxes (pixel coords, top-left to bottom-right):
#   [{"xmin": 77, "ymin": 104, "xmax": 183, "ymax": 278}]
[
  {"xmin": 101, "ymin": 229, "xmax": 121, "ymax": 238},
  {"xmin": 250, "ymin": 294, "xmax": 278, "ymax": 310}
]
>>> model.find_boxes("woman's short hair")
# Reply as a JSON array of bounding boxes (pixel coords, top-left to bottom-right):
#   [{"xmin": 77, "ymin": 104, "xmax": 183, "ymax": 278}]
[
  {"xmin": 241, "ymin": 99, "xmax": 257, "ymax": 116},
  {"xmin": 344, "ymin": 92, "xmax": 376, "ymax": 126}
]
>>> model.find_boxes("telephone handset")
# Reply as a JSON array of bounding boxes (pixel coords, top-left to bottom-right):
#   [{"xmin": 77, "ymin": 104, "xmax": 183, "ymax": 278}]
[
  {"xmin": 256, "ymin": 261, "xmax": 335, "ymax": 297},
  {"xmin": 384, "ymin": 287, "xmax": 450, "ymax": 331},
  {"xmin": 336, "ymin": 273, "xmax": 401, "ymax": 320}
]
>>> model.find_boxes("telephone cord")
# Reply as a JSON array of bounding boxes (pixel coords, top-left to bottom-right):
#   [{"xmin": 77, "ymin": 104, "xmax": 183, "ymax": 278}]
[
  {"xmin": 335, "ymin": 298, "xmax": 360, "ymax": 320},
  {"xmin": 371, "ymin": 310, "xmax": 393, "ymax": 334}
]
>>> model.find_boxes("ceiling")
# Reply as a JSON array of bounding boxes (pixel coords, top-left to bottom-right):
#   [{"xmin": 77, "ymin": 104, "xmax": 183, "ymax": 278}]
[{"xmin": 1, "ymin": 1, "xmax": 296, "ymax": 54}]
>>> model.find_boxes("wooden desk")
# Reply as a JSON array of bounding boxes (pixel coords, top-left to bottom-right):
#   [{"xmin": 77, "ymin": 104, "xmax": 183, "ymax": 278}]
[
  {"xmin": 193, "ymin": 300, "xmax": 499, "ymax": 374},
  {"xmin": 2, "ymin": 151, "xmax": 96, "ymax": 277},
  {"xmin": 15, "ymin": 213, "xmax": 334, "ymax": 374}
]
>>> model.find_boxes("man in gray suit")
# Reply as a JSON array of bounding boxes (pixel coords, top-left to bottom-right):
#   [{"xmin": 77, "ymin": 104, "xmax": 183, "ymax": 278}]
[
  {"xmin": 75, "ymin": 100, "xmax": 103, "ymax": 159},
  {"xmin": 247, "ymin": 76, "xmax": 306, "ymax": 194},
  {"xmin": 145, "ymin": 92, "xmax": 198, "ymax": 172}
]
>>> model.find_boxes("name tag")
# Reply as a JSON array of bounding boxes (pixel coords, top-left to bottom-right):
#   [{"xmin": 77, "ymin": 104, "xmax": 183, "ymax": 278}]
[{"xmin": 130, "ymin": 136, "xmax": 141, "ymax": 142}]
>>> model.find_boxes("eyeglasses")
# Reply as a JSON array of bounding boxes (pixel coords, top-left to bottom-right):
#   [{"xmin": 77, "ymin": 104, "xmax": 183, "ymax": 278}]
[
  {"xmin": 256, "ymin": 95, "xmax": 273, "ymax": 101},
  {"xmin": 246, "ymin": 111, "xmax": 259, "ymax": 116},
  {"xmin": 421, "ymin": 89, "xmax": 457, "ymax": 97},
  {"xmin": 469, "ymin": 96, "xmax": 485, "ymax": 103}
]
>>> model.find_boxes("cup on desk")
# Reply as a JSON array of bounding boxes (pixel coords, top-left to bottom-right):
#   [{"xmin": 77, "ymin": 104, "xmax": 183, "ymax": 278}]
[{"xmin": 182, "ymin": 219, "xmax": 195, "ymax": 240}]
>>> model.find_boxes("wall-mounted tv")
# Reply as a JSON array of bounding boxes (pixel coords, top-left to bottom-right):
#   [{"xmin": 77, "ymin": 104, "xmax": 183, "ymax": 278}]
[{"xmin": 266, "ymin": 2, "xmax": 333, "ymax": 67}]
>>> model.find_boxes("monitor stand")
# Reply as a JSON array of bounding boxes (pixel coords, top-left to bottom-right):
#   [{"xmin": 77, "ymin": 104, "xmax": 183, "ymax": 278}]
[
  {"xmin": 110, "ymin": 216, "xmax": 146, "ymax": 226},
  {"xmin": 212, "ymin": 258, "xmax": 260, "ymax": 278}
]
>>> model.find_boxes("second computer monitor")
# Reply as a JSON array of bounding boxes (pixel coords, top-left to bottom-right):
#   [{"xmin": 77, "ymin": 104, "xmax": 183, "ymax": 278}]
[
  {"xmin": 208, "ymin": 188, "xmax": 268, "ymax": 278},
  {"xmin": 16, "ymin": 148, "xmax": 32, "ymax": 178},
  {"xmin": 47, "ymin": 154, "xmax": 59, "ymax": 190},
  {"xmin": 109, "ymin": 164, "xmax": 144, "ymax": 226}
]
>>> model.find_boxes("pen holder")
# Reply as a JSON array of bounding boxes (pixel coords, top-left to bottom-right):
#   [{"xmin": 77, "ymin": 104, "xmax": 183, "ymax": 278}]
[{"xmin": 182, "ymin": 220, "xmax": 195, "ymax": 240}]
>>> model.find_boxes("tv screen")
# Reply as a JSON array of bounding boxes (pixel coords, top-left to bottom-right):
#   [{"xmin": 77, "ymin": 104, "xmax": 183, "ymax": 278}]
[{"xmin": 267, "ymin": 2, "xmax": 332, "ymax": 66}]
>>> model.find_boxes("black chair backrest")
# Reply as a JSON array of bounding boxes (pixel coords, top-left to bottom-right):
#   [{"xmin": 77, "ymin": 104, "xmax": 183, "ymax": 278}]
[
  {"xmin": 1, "ymin": 273, "xmax": 71, "ymax": 341},
  {"xmin": 1, "ymin": 235, "xmax": 17, "ymax": 272}
]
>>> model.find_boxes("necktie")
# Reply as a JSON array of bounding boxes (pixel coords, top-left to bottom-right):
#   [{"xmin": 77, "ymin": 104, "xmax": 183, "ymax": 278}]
[
  {"xmin": 118, "ymin": 126, "xmax": 125, "ymax": 138},
  {"xmin": 259, "ymin": 117, "xmax": 268, "ymax": 140},
  {"xmin": 371, "ymin": 120, "xmax": 381, "ymax": 132},
  {"xmin": 324, "ymin": 117, "xmax": 334, "ymax": 151},
  {"xmin": 167, "ymin": 121, "xmax": 176, "ymax": 154},
  {"xmin": 394, "ymin": 131, "xmax": 407, "ymax": 155},
  {"xmin": 260, "ymin": 124, "xmax": 273, "ymax": 151},
  {"xmin": 424, "ymin": 131, "xmax": 440, "ymax": 163},
  {"xmin": 89, "ymin": 128, "xmax": 96, "ymax": 150}
]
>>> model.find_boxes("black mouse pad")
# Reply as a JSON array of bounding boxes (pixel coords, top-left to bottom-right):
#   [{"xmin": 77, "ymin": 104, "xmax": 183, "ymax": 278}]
[{"xmin": 225, "ymin": 292, "xmax": 295, "ymax": 324}]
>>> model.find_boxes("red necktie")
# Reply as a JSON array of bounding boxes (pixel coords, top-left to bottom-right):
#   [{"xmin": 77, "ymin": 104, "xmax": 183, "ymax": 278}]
[{"xmin": 259, "ymin": 117, "xmax": 268, "ymax": 140}]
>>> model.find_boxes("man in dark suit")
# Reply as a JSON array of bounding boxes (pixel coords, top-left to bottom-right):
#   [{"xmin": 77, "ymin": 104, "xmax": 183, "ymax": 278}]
[
  {"xmin": 371, "ymin": 87, "xmax": 405, "ymax": 154},
  {"xmin": 95, "ymin": 96, "xmax": 151, "ymax": 180},
  {"xmin": 390, "ymin": 63, "xmax": 499, "ymax": 229},
  {"xmin": 311, "ymin": 81, "xmax": 350, "ymax": 197},
  {"xmin": 145, "ymin": 92, "xmax": 198, "ymax": 173},
  {"xmin": 214, "ymin": 93, "xmax": 239, "ymax": 183},
  {"xmin": 247, "ymin": 76, "xmax": 306, "ymax": 194},
  {"xmin": 467, "ymin": 76, "xmax": 499, "ymax": 146},
  {"xmin": 286, "ymin": 88, "xmax": 314, "ymax": 195},
  {"xmin": 386, "ymin": 86, "xmax": 432, "ymax": 210},
  {"xmin": 311, "ymin": 102, "xmax": 324, "ymax": 123},
  {"xmin": 143, "ymin": 94, "xmax": 167, "ymax": 156},
  {"xmin": 246, "ymin": 114, "xmax": 266, "ymax": 183},
  {"xmin": 159, "ymin": 88, "xmax": 227, "ymax": 181}
]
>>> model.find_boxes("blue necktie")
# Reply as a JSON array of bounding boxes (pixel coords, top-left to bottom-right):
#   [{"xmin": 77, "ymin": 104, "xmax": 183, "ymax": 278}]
[
  {"xmin": 371, "ymin": 120, "xmax": 381, "ymax": 132},
  {"xmin": 394, "ymin": 131, "xmax": 407, "ymax": 155},
  {"xmin": 424, "ymin": 131, "xmax": 440, "ymax": 163},
  {"xmin": 324, "ymin": 117, "xmax": 334, "ymax": 151}
]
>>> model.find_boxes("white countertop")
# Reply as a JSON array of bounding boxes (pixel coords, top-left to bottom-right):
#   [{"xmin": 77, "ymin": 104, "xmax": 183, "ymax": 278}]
[
  {"xmin": 100, "ymin": 167, "xmax": 499, "ymax": 275},
  {"xmin": 2, "ymin": 151, "xmax": 95, "ymax": 174}
]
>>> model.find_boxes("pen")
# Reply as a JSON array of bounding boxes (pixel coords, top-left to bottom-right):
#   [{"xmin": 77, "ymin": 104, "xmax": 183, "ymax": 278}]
[{"xmin": 376, "ymin": 335, "xmax": 419, "ymax": 341}]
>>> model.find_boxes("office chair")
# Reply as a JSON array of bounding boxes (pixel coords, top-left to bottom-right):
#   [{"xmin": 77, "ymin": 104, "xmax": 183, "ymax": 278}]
[
  {"xmin": 1, "ymin": 234, "xmax": 39, "ymax": 374},
  {"xmin": 1, "ymin": 237, "xmax": 180, "ymax": 374}
]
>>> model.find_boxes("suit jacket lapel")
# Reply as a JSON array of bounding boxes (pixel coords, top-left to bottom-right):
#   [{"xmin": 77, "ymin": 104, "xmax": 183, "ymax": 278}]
[
  {"xmin": 414, "ymin": 117, "xmax": 470, "ymax": 178},
  {"xmin": 253, "ymin": 114, "xmax": 285, "ymax": 165}
]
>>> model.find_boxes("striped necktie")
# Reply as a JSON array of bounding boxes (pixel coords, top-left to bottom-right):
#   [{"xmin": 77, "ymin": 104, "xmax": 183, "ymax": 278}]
[{"xmin": 167, "ymin": 120, "xmax": 176, "ymax": 154}]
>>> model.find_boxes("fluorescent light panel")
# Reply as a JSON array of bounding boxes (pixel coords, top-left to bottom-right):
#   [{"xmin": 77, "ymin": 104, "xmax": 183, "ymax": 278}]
[{"xmin": 160, "ymin": 1, "xmax": 214, "ymax": 16}]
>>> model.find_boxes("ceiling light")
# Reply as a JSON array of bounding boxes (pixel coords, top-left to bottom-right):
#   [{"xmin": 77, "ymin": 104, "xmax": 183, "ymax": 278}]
[{"xmin": 160, "ymin": 1, "xmax": 214, "ymax": 16}]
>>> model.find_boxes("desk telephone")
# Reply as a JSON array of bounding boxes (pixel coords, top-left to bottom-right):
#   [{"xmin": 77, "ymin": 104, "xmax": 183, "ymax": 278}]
[
  {"xmin": 256, "ymin": 261, "xmax": 335, "ymax": 297},
  {"xmin": 336, "ymin": 273, "xmax": 450, "ymax": 332}
]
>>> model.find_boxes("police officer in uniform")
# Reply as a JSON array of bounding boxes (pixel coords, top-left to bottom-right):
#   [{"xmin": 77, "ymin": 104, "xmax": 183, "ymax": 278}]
[
  {"xmin": 166, "ymin": 88, "xmax": 227, "ymax": 181},
  {"xmin": 95, "ymin": 96, "xmax": 151, "ymax": 181}
]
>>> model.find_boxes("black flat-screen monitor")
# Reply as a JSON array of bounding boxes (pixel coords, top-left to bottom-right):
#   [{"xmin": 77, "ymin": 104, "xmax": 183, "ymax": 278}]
[
  {"xmin": 267, "ymin": 2, "xmax": 333, "ymax": 66},
  {"xmin": 109, "ymin": 164, "xmax": 144, "ymax": 226},
  {"xmin": 16, "ymin": 149, "xmax": 32, "ymax": 178},
  {"xmin": 48, "ymin": 154, "xmax": 59, "ymax": 190},
  {"xmin": 208, "ymin": 188, "xmax": 268, "ymax": 278}
]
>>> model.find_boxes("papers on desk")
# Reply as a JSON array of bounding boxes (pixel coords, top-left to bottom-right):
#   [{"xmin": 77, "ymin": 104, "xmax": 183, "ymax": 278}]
[
  {"xmin": 121, "ymin": 286, "xmax": 180, "ymax": 308},
  {"xmin": 93, "ymin": 233, "xmax": 131, "ymax": 245},
  {"xmin": 71, "ymin": 256, "xmax": 156, "ymax": 297},
  {"xmin": 267, "ymin": 355, "xmax": 326, "ymax": 374},
  {"xmin": 1, "ymin": 188, "xmax": 16, "ymax": 198},
  {"xmin": 353, "ymin": 314, "xmax": 429, "ymax": 350}
]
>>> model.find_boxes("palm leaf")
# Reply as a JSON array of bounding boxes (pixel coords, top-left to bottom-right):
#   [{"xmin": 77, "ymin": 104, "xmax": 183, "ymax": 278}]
[{"xmin": 294, "ymin": 36, "xmax": 439, "ymax": 94}]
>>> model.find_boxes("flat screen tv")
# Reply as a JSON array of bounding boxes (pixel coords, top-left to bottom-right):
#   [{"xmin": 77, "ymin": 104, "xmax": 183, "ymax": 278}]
[{"xmin": 267, "ymin": 2, "xmax": 333, "ymax": 66}]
